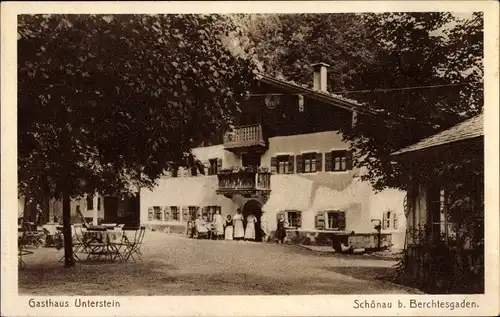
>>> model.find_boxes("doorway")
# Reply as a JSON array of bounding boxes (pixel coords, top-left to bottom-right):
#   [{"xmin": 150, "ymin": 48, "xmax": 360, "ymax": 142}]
[
  {"xmin": 242, "ymin": 152, "xmax": 261, "ymax": 167},
  {"xmin": 242, "ymin": 199, "xmax": 263, "ymax": 242}
]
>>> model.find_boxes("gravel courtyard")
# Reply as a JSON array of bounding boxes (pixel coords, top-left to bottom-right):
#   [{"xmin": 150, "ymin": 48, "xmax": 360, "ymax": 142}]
[{"xmin": 18, "ymin": 231, "xmax": 419, "ymax": 295}]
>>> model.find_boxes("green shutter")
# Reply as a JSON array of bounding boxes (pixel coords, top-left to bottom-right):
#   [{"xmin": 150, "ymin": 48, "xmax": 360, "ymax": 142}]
[
  {"xmin": 338, "ymin": 212, "xmax": 346, "ymax": 230},
  {"xmin": 181, "ymin": 207, "xmax": 189, "ymax": 222},
  {"xmin": 163, "ymin": 207, "xmax": 171, "ymax": 221},
  {"xmin": 325, "ymin": 152, "xmax": 333, "ymax": 171},
  {"xmin": 288, "ymin": 155, "xmax": 295, "ymax": 174},
  {"xmin": 270, "ymin": 157, "xmax": 277, "ymax": 173},
  {"xmin": 346, "ymin": 151, "xmax": 353, "ymax": 170},
  {"xmin": 296, "ymin": 155, "xmax": 303, "ymax": 173},
  {"xmin": 315, "ymin": 211, "xmax": 325, "ymax": 230},
  {"xmin": 316, "ymin": 153, "xmax": 323, "ymax": 171}
]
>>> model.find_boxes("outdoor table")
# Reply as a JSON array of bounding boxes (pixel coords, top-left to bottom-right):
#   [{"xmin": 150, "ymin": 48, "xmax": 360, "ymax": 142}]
[{"xmin": 84, "ymin": 229, "xmax": 125, "ymax": 261}]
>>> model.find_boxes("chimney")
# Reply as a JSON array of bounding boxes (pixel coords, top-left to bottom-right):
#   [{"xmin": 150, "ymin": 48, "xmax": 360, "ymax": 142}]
[{"xmin": 312, "ymin": 62, "xmax": 330, "ymax": 92}]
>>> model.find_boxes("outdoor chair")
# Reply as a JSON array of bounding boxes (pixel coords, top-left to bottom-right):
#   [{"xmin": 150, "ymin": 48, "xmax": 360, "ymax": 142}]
[
  {"xmin": 18, "ymin": 232, "xmax": 33, "ymax": 269},
  {"xmin": 121, "ymin": 226, "xmax": 146, "ymax": 262}
]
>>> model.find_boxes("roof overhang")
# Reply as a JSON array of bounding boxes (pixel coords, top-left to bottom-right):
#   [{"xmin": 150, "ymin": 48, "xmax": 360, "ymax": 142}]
[{"xmin": 257, "ymin": 74, "xmax": 377, "ymax": 115}]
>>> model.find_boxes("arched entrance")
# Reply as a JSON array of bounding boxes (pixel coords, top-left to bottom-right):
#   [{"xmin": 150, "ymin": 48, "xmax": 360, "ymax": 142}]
[{"xmin": 242, "ymin": 199, "xmax": 263, "ymax": 242}]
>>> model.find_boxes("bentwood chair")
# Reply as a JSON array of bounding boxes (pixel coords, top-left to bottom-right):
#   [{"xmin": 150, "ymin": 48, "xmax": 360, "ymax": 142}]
[{"xmin": 122, "ymin": 226, "xmax": 146, "ymax": 262}]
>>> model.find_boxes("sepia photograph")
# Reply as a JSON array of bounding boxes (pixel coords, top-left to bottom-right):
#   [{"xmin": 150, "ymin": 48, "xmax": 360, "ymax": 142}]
[{"xmin": 2, "ymin": 1, "xmax": 499, "ymax": 316}]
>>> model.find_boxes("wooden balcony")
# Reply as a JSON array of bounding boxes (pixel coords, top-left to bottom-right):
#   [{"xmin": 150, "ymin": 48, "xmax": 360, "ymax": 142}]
[
  {"xmin": 223, "ymin": 124, "xmax": 267, "ymax": 153},
  {"xmin": 216, "ymin": 168, "xmax": 271, "ymax": 199}
]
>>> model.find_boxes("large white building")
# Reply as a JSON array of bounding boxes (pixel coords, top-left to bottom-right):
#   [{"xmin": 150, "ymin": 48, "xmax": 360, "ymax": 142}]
[{"xmin": 140, "ymin": 63, "xmax": 406, "ymax": 248}]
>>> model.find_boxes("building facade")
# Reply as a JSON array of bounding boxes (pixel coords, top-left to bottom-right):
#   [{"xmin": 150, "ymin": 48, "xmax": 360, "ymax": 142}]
[
  {"xmin": 140, "ymin": 63, "xmax": 407, "ymax": 248},
  {"xmin": 392, "ymin": 113, "xmax": 484, "ymax": 293}
]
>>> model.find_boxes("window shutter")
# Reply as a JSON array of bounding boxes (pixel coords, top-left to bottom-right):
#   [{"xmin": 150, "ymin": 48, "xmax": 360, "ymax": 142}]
[
  {"xmin": 316, "ymin": 153, "xmax": 323, "ymax": 171},
  {"xmin": 393, "ymin": 213, "xmax": 398, "ymax": 230},
  {"xmin": 181, "ymin": 207, "xmax": 189, "ymax": 222},
  {"xmin": 325, "ymin": 152, "xmax": 333, "ymax": 171},
  {"xmin": 315, "ymin": 211, "xmax": 325, "ymax": 230},
  {"xmin": 204, "ymin": 163, "xmax": 209, "ymax": 176},
  {"xmin": 382, "ymin": 212, "xmax": 388, "ymax": 229},
  {"xmin": 217, "ymin": 158, "xmax": 223, "ymax": 172},
  {"xmin": 296, "ymin": 155, "xmax": 303, "ymax": 173},
  {"xmin": 270, "ymin": 157, "xmax": 277, "ymax": 173},
  {"xmin": 288, "ymin": 155, "xmax": 295, "ymax": 174},
  {"xmin": 346, "ymin": 151, "xmax": 353, "ymax": 170},
  {"xmin": 297, "ymin": 211, "xmax": 302, "ymax": 228},
  {"xmin": 148, "ymin": 207, "xmax": 154, "ymax": 221},
  {"xmin": 163, "ymin": 207, "xmax": 171, "ymax": 222},
  {"xmin": 338, "ymin": 212, "xmax": 346, "ymax": 230}
]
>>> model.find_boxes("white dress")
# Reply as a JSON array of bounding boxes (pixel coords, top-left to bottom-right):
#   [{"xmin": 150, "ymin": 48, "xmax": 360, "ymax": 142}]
[
  {"xmin": 233, "ymin": 214, "xmax": 244, "ymax": 239},
  {"xmin": 213, "ymin": 214, "xmax": 224, "ymax": 235},
  {"xmin": 244, "ymin": 215, "xmax": 256, "ymax": 240}
]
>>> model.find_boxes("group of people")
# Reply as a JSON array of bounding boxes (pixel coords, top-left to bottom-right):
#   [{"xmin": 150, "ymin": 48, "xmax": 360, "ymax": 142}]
[{"xmin": 192, "ymin": 208, "xmax": 288, "ymax": 243}]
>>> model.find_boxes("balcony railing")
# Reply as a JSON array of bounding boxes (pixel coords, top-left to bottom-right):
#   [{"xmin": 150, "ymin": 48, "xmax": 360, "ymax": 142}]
[
  {"xmin": 216, "ymin": 168, "xmax": 271, "ymax": 197},
  {"xmin": 223, "ymin": 124, "xmax": 266, "ymax": 150}
]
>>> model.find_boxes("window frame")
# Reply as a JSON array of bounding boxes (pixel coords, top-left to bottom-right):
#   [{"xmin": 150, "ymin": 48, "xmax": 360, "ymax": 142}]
[
  {"xmin": 277, "ymin": 155, "xmax": 290, "ymax": 174},
  {"xmin": 153, "ymin": 206, "xmax": 162, "ymax": 221},
  {"xmin": 303, "ymin": 152, "xmax": 317, "ymax": 173},
  {"xmin": 324, "ymin": 210, "xmax": 346, "ymax": 231},
  {"xmin": 171, "ymin": 206, "xmax": 180, "ymax": 221},
  {"xmin": 188, "ymin": 206, "xmax": 199, "ymax": 221},
  {"xmin": 429, "ymin": 186, "xmax": 458, "ymax": 246},
  {"xmin": 284, "ymin": 210, "xmax": 301, "ymax": 228}
]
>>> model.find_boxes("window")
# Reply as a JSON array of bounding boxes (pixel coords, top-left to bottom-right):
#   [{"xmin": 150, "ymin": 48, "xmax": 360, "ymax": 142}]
[
  {"xmin": 86, "ymin": 195, "xmax": 93, "ymax": 210},
  {"xmin": 304, "ymin": 153, "xmax": 317, "ymax": 173},
  {"xmin": 153, "ymin": 206, "xmax": 162, "ymax": 221},
  {"xmin": 285, "ymin": 210, "xmax": 301, "ymax": 228},
  {"xmin": 171, "ymin": 206, "xmax": 180, "ymax": 221},
  {"xmin": 171, "ymin": 167, "xmax": 179, "ymax": 178},
  {"xmin": 429, "ymin": 186, "xmax": 458, "ymax": 246},
  {"xmin": 272, "ymin": 155, "xmax": 294, "ymax": 174},
  {"xmin": 325, "ymin": 151, "xmax": 353, "ymax": 172},
  {"xmin": 208, "ymin": 158, "xmax": 222, "ymax": 175},
  {"xmin": 188, "ymin": 206, "xmax": 199, "ymax": 221},
  {"xmin": 382, "ymin": 211, "xmax": 392, "ymax": 229},
  {"xmin": 204, "ymin": 206, "xmax": 221, "ymax": 222},
  {"xmin": 97, "ymin": 197, "xmax": 101, "ymax": 211},
  {"xmin": 325, "ymin": 211, "xmax": 346, "ymax": 230}
]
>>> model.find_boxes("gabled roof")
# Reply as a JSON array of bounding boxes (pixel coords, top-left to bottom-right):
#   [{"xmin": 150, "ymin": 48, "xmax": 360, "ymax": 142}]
[
  {"xmin": 257, "ymin": 74, "xmax": 376, "ymax": 115},
  {"xmin": 391, "ymin": 113, "xmax": 484, "ymax": 156}
]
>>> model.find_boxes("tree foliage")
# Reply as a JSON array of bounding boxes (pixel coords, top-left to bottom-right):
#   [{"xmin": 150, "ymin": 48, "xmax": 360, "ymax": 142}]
[
  {"xmin": 18, "ymin": 14, "xmax": 257, "ymax": 199},
  {"xmin": 244, "ymin": 12, "xmax": 484, "ymax": 190}
]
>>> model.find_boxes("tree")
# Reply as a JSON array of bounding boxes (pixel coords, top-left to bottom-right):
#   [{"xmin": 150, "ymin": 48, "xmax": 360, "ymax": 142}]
[
  {"xmin": 242, "ymin": 13, "xmax": 379, "ymax": 91},
  {"xmin": 18, "ymin": 14, "xmax": 257, "ymax": 266},
  {"xmin": 340, "ymin": 12, "xmax": 484, "ymax": 190},
  {"xmin": 244, "ymin": 12, "xmax": 483, "ymax": 191}
]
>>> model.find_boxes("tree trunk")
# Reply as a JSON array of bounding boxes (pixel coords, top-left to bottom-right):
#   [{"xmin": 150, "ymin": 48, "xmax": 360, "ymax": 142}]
[{"xmin": 62, "ymin": 191, "xmax": 74, "ymax": 267}]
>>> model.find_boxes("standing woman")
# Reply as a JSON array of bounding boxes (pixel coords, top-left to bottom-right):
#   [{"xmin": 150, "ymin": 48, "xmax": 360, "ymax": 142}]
[
  {"xmin": 224, "ymin": 215, "xmax": 233, "ymax": 240},
  {"xmin": 244, "ymin": 214, "xmax": 257, "ymax": 241},
  {"xmin": 213, "ymin": 209, "xmax": 224, "ymax": 240},
  {"xmin": 233, "ymin": 208, "xmax": 245, "ymax": 241},
  {"xmin": 275, "ymin": 213, "xmax": 287, "ymax": 244}
]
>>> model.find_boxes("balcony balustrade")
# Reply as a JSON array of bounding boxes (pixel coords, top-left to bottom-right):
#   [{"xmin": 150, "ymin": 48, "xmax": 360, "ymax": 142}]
[
  {"xmin": 223, "ymin": 124, "xmax": 266, "ymax": 152},
  {"xmin": 216, "ymin": 167, "xmax": 271, "ymax": 198}
]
